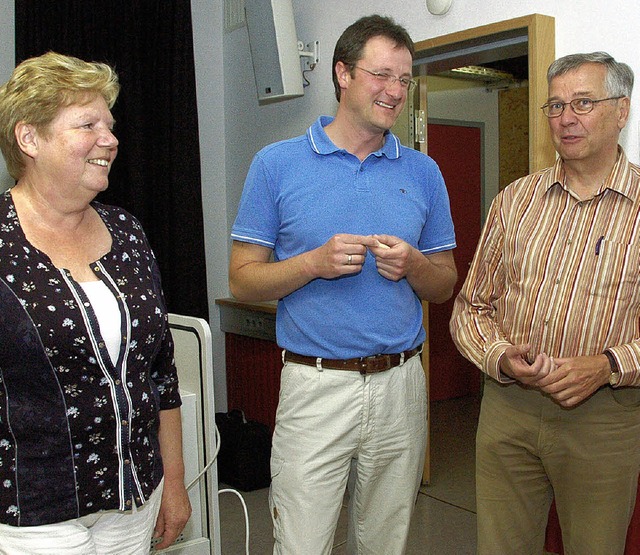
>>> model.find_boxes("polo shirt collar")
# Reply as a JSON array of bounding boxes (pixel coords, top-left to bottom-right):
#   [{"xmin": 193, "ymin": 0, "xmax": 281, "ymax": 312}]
[{"xmin": 307, "ymin": 116, "xmax": 402, "ymax": 159}]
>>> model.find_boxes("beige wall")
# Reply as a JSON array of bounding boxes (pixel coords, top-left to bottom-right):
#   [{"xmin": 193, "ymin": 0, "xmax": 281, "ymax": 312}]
[{"xmin": 499, "ymin": 86, "xmax": 530, "ymax": 190}]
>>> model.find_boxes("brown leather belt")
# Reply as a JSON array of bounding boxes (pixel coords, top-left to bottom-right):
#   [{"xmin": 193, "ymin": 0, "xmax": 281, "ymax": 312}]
[{"xmin": 283, "ymin": 345, "xmax": 422, "ymax": 375}]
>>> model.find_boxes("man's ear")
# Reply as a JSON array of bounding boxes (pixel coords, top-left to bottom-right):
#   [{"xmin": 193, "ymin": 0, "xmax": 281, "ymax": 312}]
[
  {"xmin": 14, "ymin": 121, "xmax": 39, "ymax": 159},
  {"xmin": 335, "ymin": 61, "xmax": 352, "ymax": 91},
  {"xmin": 617, "ymin": 96, "xmax": 631, "ymax": 131}
]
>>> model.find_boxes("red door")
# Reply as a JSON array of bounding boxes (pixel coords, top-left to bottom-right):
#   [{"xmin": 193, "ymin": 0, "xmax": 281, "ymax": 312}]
[{"xmin": 427, "ymin": 122, "xmax": 483, "ymax": 401}]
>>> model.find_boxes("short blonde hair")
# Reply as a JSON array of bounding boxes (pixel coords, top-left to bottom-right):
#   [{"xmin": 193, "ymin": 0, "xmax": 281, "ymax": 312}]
[{"xmin": 0, "ymin": 51, "xmax": 120, "ymax": 180}]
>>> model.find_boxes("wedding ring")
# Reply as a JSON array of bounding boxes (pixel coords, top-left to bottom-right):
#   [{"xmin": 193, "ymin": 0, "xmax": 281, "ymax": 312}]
[{"xmin": 347, "ymin": 254, "xmax": 352, "ymax": 265}]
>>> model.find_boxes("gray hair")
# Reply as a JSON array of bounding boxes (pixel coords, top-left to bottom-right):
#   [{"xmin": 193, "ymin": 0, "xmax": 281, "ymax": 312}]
[{"xmin": 547, "ymin": 52, "xmax": 634, "ymax": 98}]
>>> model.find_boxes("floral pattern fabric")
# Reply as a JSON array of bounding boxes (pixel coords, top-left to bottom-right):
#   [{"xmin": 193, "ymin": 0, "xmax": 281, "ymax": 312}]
[{"xmin": 0, "ymin": 190, "xmax": 181, "ymax": 526}]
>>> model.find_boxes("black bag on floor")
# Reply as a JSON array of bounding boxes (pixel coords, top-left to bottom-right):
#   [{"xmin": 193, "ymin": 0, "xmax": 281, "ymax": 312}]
[{"xmin": 215, "ymin": 409, "xmax": 272, "ymax": 491}]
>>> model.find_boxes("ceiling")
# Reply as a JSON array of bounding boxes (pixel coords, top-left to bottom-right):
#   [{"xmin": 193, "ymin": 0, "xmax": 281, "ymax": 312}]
[
  {"xmin": 414, "ymin": 28, "xmax": 530, "ymax": 87},
  {"xmin": 482, "ymin": 55, "xmax": 528, "ymax": 80}
]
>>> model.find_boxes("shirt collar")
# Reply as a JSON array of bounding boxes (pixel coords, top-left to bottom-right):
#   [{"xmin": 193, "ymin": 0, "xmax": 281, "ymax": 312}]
[
  {"xmin": 307, "ymin": 115, "xmax": 402, "ymax": 159},
  {"xmin": 546, "ymin": 146, "xmax": 638, "ymax": 202}
]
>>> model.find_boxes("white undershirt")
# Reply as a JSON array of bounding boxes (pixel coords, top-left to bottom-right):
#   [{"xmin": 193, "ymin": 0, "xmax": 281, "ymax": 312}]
[{"xmin": 79, "ymin": 280, "xmax": 121, "ymax": 365}]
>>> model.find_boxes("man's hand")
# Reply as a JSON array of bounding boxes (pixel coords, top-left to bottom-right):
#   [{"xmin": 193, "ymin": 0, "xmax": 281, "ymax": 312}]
[
  {"xmin": 500, "ymin": 344, "xmax": 556, "ymax": 386},
  {"xmin": 309, "ymin": 234, "xmax": 380, "ymax": 279},
  {"xmin": 229, "ymin": 234, "xmax": 380, "ymax": 302},
  {"xmin": 368, "ymin": 235, "xmax": 411, "ymax": 281},
  {"xmin": 368, "ymin": 234, "xmax": 457, "ymax": 303},
  {"xmin": 536, "ymin": 354, "xmax": 611, "ymax": 408}
]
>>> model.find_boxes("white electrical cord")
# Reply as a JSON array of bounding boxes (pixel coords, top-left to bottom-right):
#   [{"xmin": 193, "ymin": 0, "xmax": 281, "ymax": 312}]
[
  {"xmin": 219, "ymin": 488, "xmax": 251, "ymax": 555},
  {"xmin": 186, "ymin": 424, "xmax": 221, "ymax": 491},
  {"xmin": 184, "ymin": 422, "xmax": 252, "ymax": 555}
]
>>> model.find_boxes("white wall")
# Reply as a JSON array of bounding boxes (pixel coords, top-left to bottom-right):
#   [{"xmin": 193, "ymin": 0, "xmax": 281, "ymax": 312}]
[
  {"xmin": 216, "ymin": 0, "xmax": 640, "ymax": 409},
  {"xmin": 0, "ymin": 1, "xmax": 14, "ymax": 191},
  {"xmin": 4, "ymin": 1, "xmax": 639, "ymax": 410},
  {"xmin": 222, "ymin": 0, "xmax": 640, "ymax": 230}
]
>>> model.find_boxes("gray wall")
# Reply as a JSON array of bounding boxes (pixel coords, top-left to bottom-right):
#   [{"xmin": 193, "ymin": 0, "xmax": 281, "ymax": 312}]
[
  {"xmin": 0, "ymin": 1, "xmax": 14, "ymax": 191},
  {"xmin": 192, "ymin": 1, "xmax": 229, "ymax": 410}
]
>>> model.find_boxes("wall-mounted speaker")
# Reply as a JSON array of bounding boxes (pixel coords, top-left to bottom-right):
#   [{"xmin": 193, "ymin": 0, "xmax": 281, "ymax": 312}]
[{"xmin": 245, "ymin": 0, "xmax": 303, "ymax": 104}]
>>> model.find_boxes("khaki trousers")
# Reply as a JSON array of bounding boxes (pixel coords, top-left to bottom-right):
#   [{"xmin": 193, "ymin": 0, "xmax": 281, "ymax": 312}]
[
  {"xmin": 476, "ymin": 378, "xmax": 640, "ymax": 555},
  {"xmin": 270, "ymin": 355, "xmax": 427, "ymax": 555}
]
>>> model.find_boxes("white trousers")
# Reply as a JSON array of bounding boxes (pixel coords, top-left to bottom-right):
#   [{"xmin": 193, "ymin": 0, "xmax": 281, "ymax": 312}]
[
  {"xmin": 270, "ymin": 355, "xmax": 427, "ymax": 555},
  {"xmin": 0, "ymin": 479, "xmax": 164, "ymax": 555}
]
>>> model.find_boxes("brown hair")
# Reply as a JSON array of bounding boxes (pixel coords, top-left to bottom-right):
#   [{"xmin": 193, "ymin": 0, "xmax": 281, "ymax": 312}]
[{"xmin": 332, "ymin": 15, "xmax": 414, "ymax": 102}]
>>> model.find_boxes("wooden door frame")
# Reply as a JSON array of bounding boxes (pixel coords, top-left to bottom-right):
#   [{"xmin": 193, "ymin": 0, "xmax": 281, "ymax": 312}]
[{"xmin": 414, "ymin": 14, "xmax": 555, "ymax": 484}]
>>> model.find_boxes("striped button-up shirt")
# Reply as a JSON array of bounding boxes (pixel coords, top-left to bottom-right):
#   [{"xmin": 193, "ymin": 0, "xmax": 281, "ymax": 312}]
[{"xmin": 450, "ymin": 147, "xmax": 640, "ymax": 387}]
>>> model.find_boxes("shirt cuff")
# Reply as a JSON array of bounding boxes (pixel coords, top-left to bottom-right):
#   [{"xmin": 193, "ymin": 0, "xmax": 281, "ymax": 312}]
[{"xmin": 484, "ymin": 340, "xmax": 515, "ymax": 383}]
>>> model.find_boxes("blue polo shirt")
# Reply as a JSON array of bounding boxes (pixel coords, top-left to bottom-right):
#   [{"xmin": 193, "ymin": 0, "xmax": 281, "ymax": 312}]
[{"xmin": 232, "ymin": 116, "xmax": 456, "ymax": 359}]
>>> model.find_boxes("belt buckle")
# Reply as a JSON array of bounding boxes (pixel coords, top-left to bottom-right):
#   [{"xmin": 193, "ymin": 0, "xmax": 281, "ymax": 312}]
[{"xmin": 359, "ymin": 354, "xmax": 390, "ymax": 374}]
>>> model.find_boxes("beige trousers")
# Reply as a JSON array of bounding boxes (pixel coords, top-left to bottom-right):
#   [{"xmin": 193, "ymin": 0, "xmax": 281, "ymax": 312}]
[
  {"xmin": 476, "ymin": 378, "xmax": 640, "ymax": 555},
  {"xmin": 270, "ymin": 355, "xmax": 427, "ymax": 555}
]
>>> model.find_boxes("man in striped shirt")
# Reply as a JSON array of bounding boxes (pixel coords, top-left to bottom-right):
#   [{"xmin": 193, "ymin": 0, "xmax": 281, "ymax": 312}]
[{"xmin": 450, "ymin": 52, "xmax": 640, "ymax": 555}]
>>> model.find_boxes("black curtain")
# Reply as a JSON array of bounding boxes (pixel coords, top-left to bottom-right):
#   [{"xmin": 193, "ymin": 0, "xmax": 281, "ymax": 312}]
[{"xmin": 15, "ymin": 0, "xmax": 209, "ymax": 321}]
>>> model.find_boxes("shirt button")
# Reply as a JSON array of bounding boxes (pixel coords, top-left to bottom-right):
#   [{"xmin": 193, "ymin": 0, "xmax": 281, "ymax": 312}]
[
  {"xmin": 115, "ymin": 379, "xmax": 121, "ymax": 385},
  {"xmin": 124, "ymin": 459, "xmax": 131, "ymax": 465},
  {"xmin": 125, "ymin": 499, "xmax": 132, "ymax": 507},
  {"xmin": 122, "ymin": 420, "xmax": 128, "ymax": 427},
  {"xmin": 98, "ymin": 342, "xmax": 105, "ymax": 348}
]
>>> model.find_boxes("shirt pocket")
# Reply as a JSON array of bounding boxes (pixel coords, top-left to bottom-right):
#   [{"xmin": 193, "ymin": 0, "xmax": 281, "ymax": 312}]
[{"xmin": 589, "ymin": 240, "xmax": 640, "ymax": 302}]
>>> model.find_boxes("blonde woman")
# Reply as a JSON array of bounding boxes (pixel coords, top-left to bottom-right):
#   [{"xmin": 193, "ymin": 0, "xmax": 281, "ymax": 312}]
[{"xmin": 0, "ymin": 52, "xmax": 190, "ymax": 554}]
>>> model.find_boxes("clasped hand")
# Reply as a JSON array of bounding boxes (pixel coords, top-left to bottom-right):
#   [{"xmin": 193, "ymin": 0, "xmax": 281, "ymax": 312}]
[
  {"xmin": 313, "ymin": 233, "xmax": 410, "ymax": 281},
  {"xmin": 500, "ymin": 344, "xmax": 611, "ymax": 408}
]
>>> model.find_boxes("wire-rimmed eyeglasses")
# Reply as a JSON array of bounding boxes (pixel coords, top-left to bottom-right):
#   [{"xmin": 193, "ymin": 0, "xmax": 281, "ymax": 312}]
[
  {"xmin": 353, "ymin": 65, "xmax": 417, "ymax": 92},
  {"xmin": 540, "ymin": 96, "xmax": 624, "ymax": 118}
]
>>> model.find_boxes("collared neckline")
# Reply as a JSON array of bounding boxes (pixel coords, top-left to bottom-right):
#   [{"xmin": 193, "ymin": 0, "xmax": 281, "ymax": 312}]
[
  {"xmin": 306, "ymin": 116, "xmax": 402, "ymax": 159},
  {"xmin": 545, "ymin": 146, "xmax": 638, "ymax": 202}
]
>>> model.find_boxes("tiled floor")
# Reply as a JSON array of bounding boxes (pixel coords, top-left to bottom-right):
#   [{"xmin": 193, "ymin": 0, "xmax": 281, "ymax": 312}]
[{"xmin": 217, "ymin": 394, "xmax": 481, "ymax": 554}]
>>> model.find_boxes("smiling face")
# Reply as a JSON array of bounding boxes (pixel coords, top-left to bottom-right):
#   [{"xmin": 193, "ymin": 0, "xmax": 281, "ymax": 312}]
[
  {"xmin": 547, "ymin": 62, "xmax": 629, "ymax": 168},
  {"xmin": 26, "ymin": 95, "xmax": 118, "ymax": 197},
  {"xmin": 336, "ymin": 35, "xmax": 413, "ymax": 136}
]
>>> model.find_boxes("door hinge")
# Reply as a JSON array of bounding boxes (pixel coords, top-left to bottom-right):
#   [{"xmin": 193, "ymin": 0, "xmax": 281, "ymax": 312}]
[{"xmin": 414, "ymin": 110, "xmax": 426, "ymax": 143}]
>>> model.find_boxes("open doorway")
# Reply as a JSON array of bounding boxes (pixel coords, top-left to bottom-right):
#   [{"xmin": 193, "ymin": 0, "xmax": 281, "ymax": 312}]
[{"xmin": 399, "ymin": 14, "xmax": 556, "ymax": 484}]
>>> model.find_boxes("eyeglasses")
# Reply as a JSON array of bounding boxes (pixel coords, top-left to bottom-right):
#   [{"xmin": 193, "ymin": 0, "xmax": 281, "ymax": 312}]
[
  {"xmin": 353, "ymin": 65, "xmax": 417, "ymax": 92},
  {"xmin": 540, "ymin": 96, "xmax": 624, "ymax": 118}
]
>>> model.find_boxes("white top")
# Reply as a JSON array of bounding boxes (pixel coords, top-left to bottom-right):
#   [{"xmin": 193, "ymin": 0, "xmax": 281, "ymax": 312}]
[{"xmin": 80, "ymin": 280, "xmax": 121, "ymax": 365}]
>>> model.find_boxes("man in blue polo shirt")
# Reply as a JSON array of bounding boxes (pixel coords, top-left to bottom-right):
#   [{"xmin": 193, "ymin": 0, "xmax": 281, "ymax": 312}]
[{"xmin": 229, "ymin": 14, "xmax": 457, "ymax": 555}]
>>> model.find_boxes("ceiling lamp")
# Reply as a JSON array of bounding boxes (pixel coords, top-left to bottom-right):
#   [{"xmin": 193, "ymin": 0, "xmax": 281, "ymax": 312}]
[{"xmin": 426, "ymin": 0, "xmax": 452, "ymax": 15}]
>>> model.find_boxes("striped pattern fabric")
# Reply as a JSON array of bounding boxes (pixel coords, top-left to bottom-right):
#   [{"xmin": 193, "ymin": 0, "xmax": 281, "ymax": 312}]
[{"xmin": 450, "ymin": 148, "xmax": 640, "ymax": 386}]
